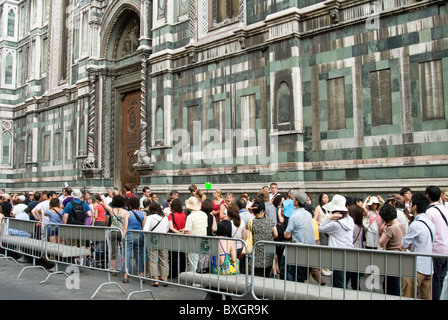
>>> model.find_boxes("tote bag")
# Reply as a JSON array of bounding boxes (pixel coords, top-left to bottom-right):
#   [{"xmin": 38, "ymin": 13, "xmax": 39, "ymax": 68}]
[{"xmin": 244, "ymin": 219, "xmax": 254, "ymax": 254}]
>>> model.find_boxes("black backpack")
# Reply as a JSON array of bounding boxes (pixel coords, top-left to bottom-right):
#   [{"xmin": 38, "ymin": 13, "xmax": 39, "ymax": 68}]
[{"xmin": 67, "ymin": 200, "xmax": 86, "ymax": 225}]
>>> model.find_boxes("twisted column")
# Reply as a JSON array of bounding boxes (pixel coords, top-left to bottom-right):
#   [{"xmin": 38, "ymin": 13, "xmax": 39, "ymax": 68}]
[
  {"xmin": 135, "ymin": 53, "xmax": 152, "ymax": 166},
  {"xmin": 83, "ymin": 73, "xmax": 97, "ymax": 169},
  {"xmin": 189, "ymin": 0, "xmax": 196, "ymax": 42}
]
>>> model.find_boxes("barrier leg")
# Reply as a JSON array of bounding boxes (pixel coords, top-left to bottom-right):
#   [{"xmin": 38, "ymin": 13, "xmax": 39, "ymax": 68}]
[
  {"xmin": 91, "ymin": 271, "xmax": 126, "ymax": 299},
  {"xmin": 39, "ymin": 263, "xmax": 73, "ymax": 284},
  {"xmin": 17, "ymin": 257, "xmax": 49, "ymax": 279},
  {"xmin": 0, "ymin": 252, "xmax": 20, "ymax": 266},
  {"xmin": 126, "ymin": 279, "xmax": 156, "ymax": 300}
]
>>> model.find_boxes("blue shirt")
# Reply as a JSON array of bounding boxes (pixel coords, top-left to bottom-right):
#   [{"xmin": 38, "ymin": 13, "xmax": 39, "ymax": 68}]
[
  {"xmin": 45, "ymin": 208, "xmax": 63, "ymax": 224},
  {"xmin": 402, "ymin": 213, "xmax": 435, "ymax": 275},
  {"xmin": 127, "ymin": 210, "xmax": 144, "ymax": 232},
  {"xmin": 285, "ymin": 208, "xmax": 315, "ymax": 245},
  {"xmin": 283, "ymin": 199, "xmax": 295, "ymax": 218},
  {"xmin": 63, "ymin": 199, "xmax": 91, "ymax": 215}
]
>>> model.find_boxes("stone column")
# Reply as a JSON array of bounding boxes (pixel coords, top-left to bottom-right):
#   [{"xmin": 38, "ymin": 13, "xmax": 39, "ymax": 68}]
[
  {"xmin": 139, "ymin": 0, "xmax": 152, "ymax": 51},
  {"xmin": 81, "ymin": 71, "xmax": 103, "ymax": 178},
  {"xmin": 134, "ymin": 2, "xmax": 154, "ymax": 174}
]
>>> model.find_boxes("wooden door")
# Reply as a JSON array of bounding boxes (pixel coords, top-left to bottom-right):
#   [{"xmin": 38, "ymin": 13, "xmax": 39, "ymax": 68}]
[{"xmin": 121, "ymin": 90, "xmax": 141, "ymax": 190}]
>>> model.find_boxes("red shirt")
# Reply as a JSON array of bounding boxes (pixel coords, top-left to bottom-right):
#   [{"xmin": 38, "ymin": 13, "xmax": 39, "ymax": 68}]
[
  {"xmin": 95, "ymin": 204, "xmax": 106, "ymax": 222},
  {"xmin": 168, "ymin": 212, "xmax": 187, "ymax": 231}
]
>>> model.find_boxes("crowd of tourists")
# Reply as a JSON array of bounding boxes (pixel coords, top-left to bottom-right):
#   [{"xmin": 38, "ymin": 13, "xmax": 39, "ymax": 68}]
[{"xmin": 0, "ymin": 183, "xmax": 447, "ymax": 299}]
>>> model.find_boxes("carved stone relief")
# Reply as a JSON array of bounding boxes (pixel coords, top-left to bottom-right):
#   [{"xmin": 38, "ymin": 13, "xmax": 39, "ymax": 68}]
[{"xmin": 115, "ymin": 15, "xmax": 140, "ymax": 59}]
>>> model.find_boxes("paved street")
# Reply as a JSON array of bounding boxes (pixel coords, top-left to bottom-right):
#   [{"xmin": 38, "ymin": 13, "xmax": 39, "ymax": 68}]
[{"xmin": 0, "ymin": 253, "xmax": 211, "ymax": 301}]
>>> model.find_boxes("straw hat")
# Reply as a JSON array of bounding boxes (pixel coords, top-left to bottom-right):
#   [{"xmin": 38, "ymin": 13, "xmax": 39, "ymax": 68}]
[{"xmin": 185, "ymin": 196, "xmax": 201, "ymax": 211}]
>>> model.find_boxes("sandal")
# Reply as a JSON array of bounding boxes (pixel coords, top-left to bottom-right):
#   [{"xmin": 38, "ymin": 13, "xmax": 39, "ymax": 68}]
[
  {"xmin": 152, "ymin": 282, "xmax": 159, "ymax": 287},
  {"xmin": 123, "ymin": 278, "xmax": 129, "ymax": 283}
]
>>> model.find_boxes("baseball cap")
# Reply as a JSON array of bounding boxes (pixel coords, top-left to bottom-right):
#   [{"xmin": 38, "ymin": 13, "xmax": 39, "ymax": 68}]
[{"xmin": 292, "ymin": 190, "xmax": 308, "ymax": 206}]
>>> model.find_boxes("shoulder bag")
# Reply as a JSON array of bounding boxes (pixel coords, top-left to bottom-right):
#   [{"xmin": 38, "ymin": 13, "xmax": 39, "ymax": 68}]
[{"xmin": 244, "ymin": 219, "xmax": 254, "ymax": 255}]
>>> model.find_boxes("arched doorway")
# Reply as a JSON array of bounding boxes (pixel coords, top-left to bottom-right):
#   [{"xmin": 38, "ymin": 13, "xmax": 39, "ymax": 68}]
[{"xmin": 100, "ymin": 5, "xmax": 145, "ymax": 192}]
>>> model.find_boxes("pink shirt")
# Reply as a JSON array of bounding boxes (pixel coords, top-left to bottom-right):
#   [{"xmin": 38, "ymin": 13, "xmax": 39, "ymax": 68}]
[{"xmin": 426, "ymin": 202, "xmax": 448, "ymax": 255}]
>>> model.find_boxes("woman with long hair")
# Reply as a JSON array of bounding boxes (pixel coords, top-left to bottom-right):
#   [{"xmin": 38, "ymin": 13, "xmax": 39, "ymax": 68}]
[
  {"xmin": 226, "ymin": 203, "xmax": 247, "ymax": 257},
  {"xmin": 144, "ymin": 202, "xmax": 169, "ymax": 286},
  {"xmin": 92, "ymin": 194, "xmax": 107, "ymax": 226},
  {"xmin": 314, "ymin": 193, "xmax": 331, "ymax": 276},
  {"xmin": 348, "ymin": 204, "xmax": 365, "ymax": 290},
  {"xmin": 102, "ymin": 195, "xmax": 129, "ymax": 276},
  {"xmin": 167, "ymin": 198, "xmax": 188, "ymax": 279},
  {"xmin": 247, "ymin": 196, "xmax": 278, "ymax": 277},
  {"xmin": 362, "ymin": 195, "xmax": 385, "ymax": 250},
  {"xmin": 212, "ymin": 189, "xmax": 225, "ymax": 224}
]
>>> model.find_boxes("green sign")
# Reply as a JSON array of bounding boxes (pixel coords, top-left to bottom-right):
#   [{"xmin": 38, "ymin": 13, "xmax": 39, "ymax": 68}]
[{"xmin": 205, "ymin": 182, "xmax": 212, "ymax": 190}]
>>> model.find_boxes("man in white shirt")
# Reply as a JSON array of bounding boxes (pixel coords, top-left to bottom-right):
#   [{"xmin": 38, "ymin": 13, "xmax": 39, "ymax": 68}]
[
  {"xmin": 11, "ymin": 195, "xmax": 28, "ymax": 218},
  {"xmin": 58, "ymin": 188, "xmax": 69, "ymax": 206},
  {"xmin": 425, "ymin": 185, "xmax": 448, "ymax": 300},
  {"xmin": 139, "ymin": 186, "xmax": 151, "ymax": 209},
  {"xmin": 269, "ymin": 182, "xmax": 280, "ymax": 202},
  {"xmin": 401, "ymin": 193, "xmax": 435, "ymax": 300},
  {"xmin": 32, "ymin": 191, "xmax": 58, "ymax": 224},
  {"xmin": 441, "ymin": 188, "xmax": 448, "ymax": 211}
]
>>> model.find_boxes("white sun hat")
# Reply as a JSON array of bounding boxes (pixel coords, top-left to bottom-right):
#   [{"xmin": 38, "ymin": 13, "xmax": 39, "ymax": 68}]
[{"xmin": 322, "ymin": 194, "xmax": 348, "ymax": 212}]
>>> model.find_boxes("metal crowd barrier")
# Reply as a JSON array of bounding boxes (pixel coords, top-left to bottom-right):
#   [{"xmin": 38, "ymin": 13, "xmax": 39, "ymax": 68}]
[
  {"xmin": 250, "ymin": 240, "xmax": 443, "ymax": 300},
  {"xmin": 2, "ymin": 216, "xmax": 442, "ymax": 301},
  {"xmin": 123, "ymin": 229, "xmax": 250, "ymax": 300},
  {"xmin": 0, "ymin": 217, "xmax": 125, "ymax": 299},
  {"xmin": 0, "ymin": 218, "xmax": 48, "ymax": 274},
  {"xmin": 43, "ymin": 223, "xmax": 125, "ymax": 299}
]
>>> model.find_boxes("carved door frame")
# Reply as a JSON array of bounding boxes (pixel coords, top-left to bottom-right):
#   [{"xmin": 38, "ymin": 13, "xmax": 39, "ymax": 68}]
[
  {"xmin": 113, "ymin": 81, "xmax": 142, "ymax": 192},
  {"xmin": 121, "ymin": 90, "xmax": 142, "ymax": 190}
]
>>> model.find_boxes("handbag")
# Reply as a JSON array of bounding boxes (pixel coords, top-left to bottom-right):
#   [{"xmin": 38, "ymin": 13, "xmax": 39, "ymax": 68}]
[
  {"xmin": 244, "ymin": 219, "xmax": 254, "ymax": 254},
  {"xmin": 196, "ymin": 255, "xmax": 210, "ymax": 273}
]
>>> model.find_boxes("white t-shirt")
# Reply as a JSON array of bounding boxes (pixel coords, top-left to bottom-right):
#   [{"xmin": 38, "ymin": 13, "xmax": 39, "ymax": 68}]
[
  {"xmin": 34, "ymin": 200, "xmax": 50, "ymax": 223},
  {"xmin": 12, "ymin": 204, "xmax": 28, "ymax": 218},
  {"xmin": 184, "ymin": 210, "xmax": 208, "ymax": 236},
  {"xmin": 143, "ymin": 214, "xmax": 169, "ymax": 233},
  {"xmin": 231, "ymin": 219, "xmax": 246, "ymax": 250},
  {"xmin": 16, "ymin": 211, "xmax": 30, "ymax": 221}
]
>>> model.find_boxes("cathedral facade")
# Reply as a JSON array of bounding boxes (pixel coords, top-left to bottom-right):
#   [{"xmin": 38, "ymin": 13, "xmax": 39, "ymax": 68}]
[{"xmin": 0, "ymin": 0, "xmax": 447, "ymax": 196}]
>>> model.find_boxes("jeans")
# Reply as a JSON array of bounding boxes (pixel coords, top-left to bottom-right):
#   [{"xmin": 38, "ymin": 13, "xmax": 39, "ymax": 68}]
[
  {"xmin": 432, "ymin": 257, "xmax": 448, "ymax": 300},
  {"xmin": 383, "ymin": 275, "xmax": 401, "ymax": 296},
  {"xmin": 333, "ymin": 270, "xmax": 352, "ymax": 289},
  {"xmin": 125, "ymin": 233, "xmax": 144, "ymax": 276}
]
